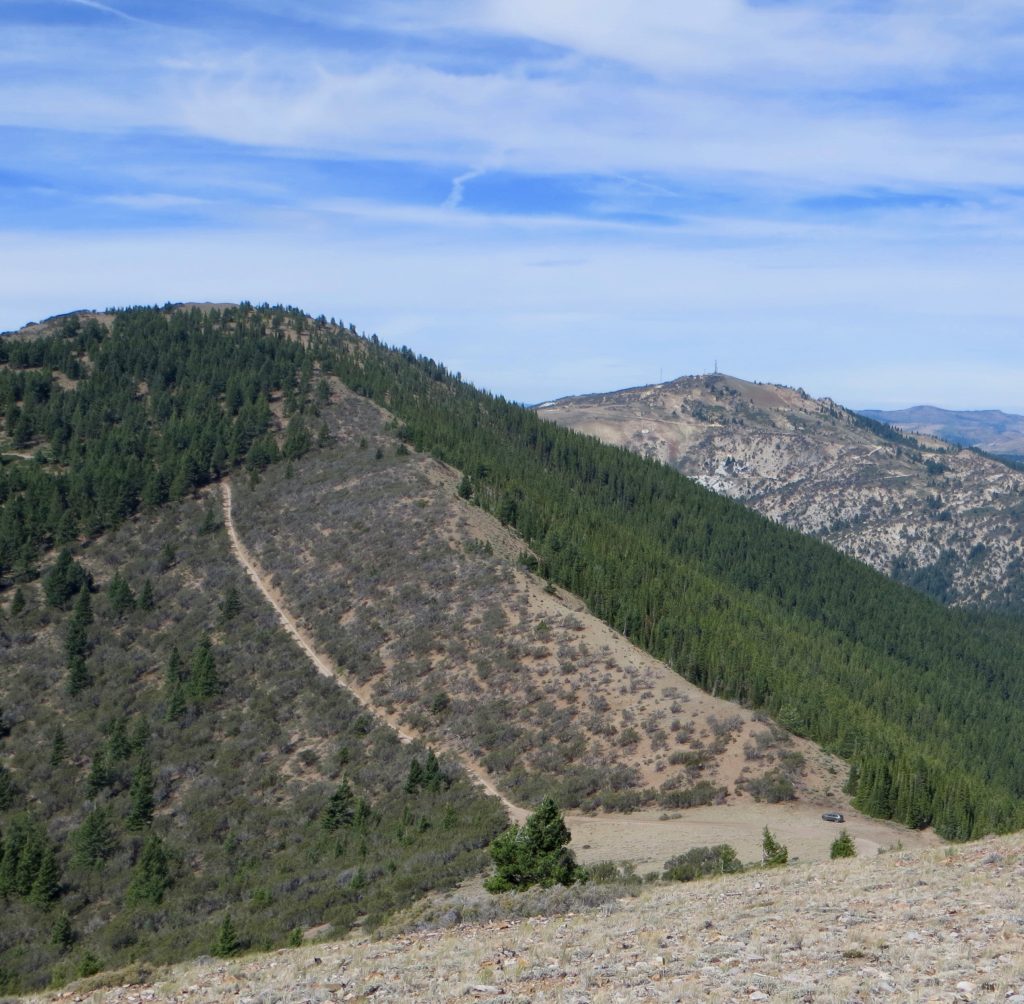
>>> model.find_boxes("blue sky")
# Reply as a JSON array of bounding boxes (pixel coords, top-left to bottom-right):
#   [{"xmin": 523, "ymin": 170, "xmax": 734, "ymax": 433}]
[{"xmin": 4, "ymin": 1, "xmax": 1024, "ymax": 409}]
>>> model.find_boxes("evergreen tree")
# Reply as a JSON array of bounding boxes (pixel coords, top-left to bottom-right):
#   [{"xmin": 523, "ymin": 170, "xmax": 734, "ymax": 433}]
[
  {"xmin": 107, "ymin": 572, "xmax": 135, "ymax": 617},
  {"xmin": 322, "ymin": 779, "xmax": 354, "ymax": 830},
  {"xmin": 404, "ymin": 759, "xmax": 423, "ymax": 794},
  {"xmin": 760, "ymin": 826, "xmax": 788, "ymax": 867},
  {"xmin": 66, "ymin": 654, "xmax": 90, "ymax": 697},
  {"xmin": 30, "ymin": 843, "xmax": 61, "ymax": 907},
  {"xmin": 49, "ymin": 726, "xmax": 67, "ymax": 768},
  {"xmin": 43, "ymin": 549, "xmax": 90, "ymax": 608},
  {"xmin": 138, "ymin": 578, "xmax": 155, "ymax": 612},
  {"xmin": 126, "ymin": 834, "xmax": 170, "ymax": 906},
  {"xmin": 51, "ymin": 912, "xmax": 74, "ymax": 951},
  {"xmin": 0, "ymin": 765, "xmax": 16, "ymax": 810},
  {"xmin": 86, "ymin": 748, "xmax": 110, "ymax": 796},
  {"xmin": 188, "ymin": 636, "xmax": 219, "ymax": 701},
  {"xmin": 126, "ymin": 750, "xmax": 155, "ymax": 831},
  {"xmin": 106, "ymin": 716, "xmax": 130, "ymax": 762},
  {"xmin": 15, "ymin": 826, "xmax": 44, "ymax": 896},
  {"xmin": 830, "ymin": 830, "xmax": 857, "ymax": 859},
  {"xmin": 219, "ymin": 582, "xmax": 241, "ymax": 623},
  {"xmin": 484, "ymin": 797, "xmax": 584, "ymax": 893},
  {"xmin": 213, "ymin": 913, "xmax": 240, "ymax": 957},
  {"xmin": 72, "ymin": 807, "xmax": 115, "ymax": 868},
  {"xmin": 9, "ymin": 587, "xmax": 25, "ymax": 616}
]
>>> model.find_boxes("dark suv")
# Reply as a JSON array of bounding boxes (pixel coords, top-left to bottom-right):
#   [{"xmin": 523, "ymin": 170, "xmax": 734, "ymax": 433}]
[{"xmin": 821, "ymin": 811, "xmax": 845, "ymax": 823}]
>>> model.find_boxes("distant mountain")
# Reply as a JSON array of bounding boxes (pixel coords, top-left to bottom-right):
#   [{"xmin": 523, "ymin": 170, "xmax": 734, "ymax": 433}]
[
  {"xmin": 859, "ymin": 405, "xmax": 1024, "ymax": 458},
  {"xmin": 536, "ymin": 372, "xmax": 1024, "ymax": 608}
]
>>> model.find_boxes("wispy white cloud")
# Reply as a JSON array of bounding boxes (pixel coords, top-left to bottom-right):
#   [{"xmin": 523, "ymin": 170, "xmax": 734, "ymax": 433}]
[{"xmin": 4, "ymin": 2, "xmax": 1024, "ymax": 408}]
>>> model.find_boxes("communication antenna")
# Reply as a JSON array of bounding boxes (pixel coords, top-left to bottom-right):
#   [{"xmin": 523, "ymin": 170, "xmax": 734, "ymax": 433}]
[{"xmin": 714, "ymin": 359, "xmax": 718, "ymax": 375}]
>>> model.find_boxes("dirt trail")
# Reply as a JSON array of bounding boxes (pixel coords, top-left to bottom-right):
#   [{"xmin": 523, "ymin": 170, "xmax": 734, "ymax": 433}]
[
  {"xmin": 221, "ymin": 479, "xmax": 939, "ymax": 866},
  {"xmin": 221, "ymin": 480, "xmax": 527, "ymax": 823}
]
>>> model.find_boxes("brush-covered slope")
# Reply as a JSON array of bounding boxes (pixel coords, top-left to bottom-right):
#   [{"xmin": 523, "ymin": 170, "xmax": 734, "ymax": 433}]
[
  {"xmin": 861, "ymin": 403, "xmax": 1024, "ymax": 459},
  {"xmin": 0, "ymin": 307, "xmax": 510, "ymax": 993},
  {"xmin": 229, "ymin": 379, "xmax": 846, "ymax": 814},
  {"xmin": 537, "ymin": 373, "xmax": 1024, "ymax": 607}
]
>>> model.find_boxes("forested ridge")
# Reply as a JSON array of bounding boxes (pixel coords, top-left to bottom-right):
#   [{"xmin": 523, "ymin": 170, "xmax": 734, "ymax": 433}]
[
  {"xmin": 2, "ymin": 305, "xmax": 1024, "ymax": 996},
  {"xmin": 317, "ymin": 322, "xmax": 1024, "ymax": 842},
  {"xmin": 0, "ymin": 306, "xmax": 505, "ymax": 992}
]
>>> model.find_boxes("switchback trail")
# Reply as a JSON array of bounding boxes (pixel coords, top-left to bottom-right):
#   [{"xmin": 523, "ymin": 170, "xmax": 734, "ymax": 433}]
[{"xmin": 220, "ymin": 479, "xmax": 528, "ymax": 824}]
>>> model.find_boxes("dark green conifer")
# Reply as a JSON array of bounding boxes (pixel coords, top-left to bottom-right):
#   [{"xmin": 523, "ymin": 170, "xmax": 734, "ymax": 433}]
[
  {"xmin": 72, "ymin": 807, "xmax": 115, "ymax": 868},
  {"xmin": 322, "ymin": 779, "xmax": 354, "ymax": 830},
  {"xmin": 138, "ymin": 577, "xmax": 155, "ymax": 612},
  {"xmin": 126, "ymin": 834, "xmax": 170, "ymax": 905},
  {"xmin": 213, "ymin": 913, "xmax": 240, "ymax": 957},
  {"xmin": 188, "ymin": 636, "xmax": 219, "ymax": 700},
  {"xmin": 126, "ymin": 750, "xmax": 155, "ymax": 831},
  {"xmin": 49, "ymin": 726, "xmax": 67, "ymax": 768},
  {"xmin": 30, "ymin": 843, "xmax": 61, "ymax": 906},
  {"xmin": 51, "ymin": 911, "xmax": 74, "ymax": 951},
  {"xmin": 107, "ymin": 572, "xmax": 135, "ymax": 617}
]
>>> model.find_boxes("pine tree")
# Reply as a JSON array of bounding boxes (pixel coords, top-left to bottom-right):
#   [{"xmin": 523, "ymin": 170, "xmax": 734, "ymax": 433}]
[
  {"xmin": 219, "ymin": 583, "xmax": 241, "ymax": 623},
  {"xmin": 485, "ymin": 797, "xmax": 584, "ymax": 893},
  {"xmin": 72, "ymin": 807, "xmax": 115, "ymax": 868},
  {"xmin": 106, "ymin": 716, "xmax": 130, "ymax": 762},
  {"xmin": 126, "ymin": 834, "xmax": 170, "ymax": 905},
  {"xmin": 51, "ymin": 911, "xmax": 74, "ymax": 951},
  {"xmin": 188, "ymin": 636, "xmax": 219, "ymax": 700},
  {"xmin": 830, "ymin": 830, "xmax": 857, "ymax": 859},
  {"xmin": 760, "ymin": 826, "xmax": 788, "ymax": 867},
  {"xmin": 126, "ymin": 750, "xmax": 155, "ymax": 830},
  {"xmin": 9, "ymin": 587, "xmax": 25, "ymax": 616},
  {"xmin": 49, "ymin": 725, "xmax": 67, "ymax": 768},
  {"xmin": 107, "ymin": 572, "xmax": 135, "ymax": 617},
  {"xmin": 404, "ymin": 759, "xmax": 424, "ymax": 794},
  {"xmin": 138, "ymin": 578, "xmax": 155, "ymax": 612},
  {"xmin": 322, "ymin": 779, "xmax": 354, "ymax": 830},
  {"xmin": 0, "ymin": 765, "xmax": 16, "ymax": 810},
  {"xmin": 30, "ymin": 843, "xmax": 61, "ymax": 907},
  {"xmin": 213, "ymin": 913, "xmax": 240, "ymax": 957},
  {"xmin": 86, "ymin": 748, "xmax": 110, "ymax": 796},
  {"xmin": 66, "ymin": 654, "xmax": 90, "ymax": 696}
]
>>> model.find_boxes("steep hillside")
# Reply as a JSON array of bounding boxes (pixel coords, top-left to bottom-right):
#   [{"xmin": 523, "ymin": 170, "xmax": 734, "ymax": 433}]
[
  {"xmin": 860, "ymin": 404, "xmax": 1024, "ymax": 459},
  {"xmin": 25, "ymin": 832, "xmax": 1024, "ymax": 1003},
  {"xmin": 228, "ymin": 380, "xmax": 845, "ymax": 815},
  {"xmin": 5, "ymin": 304, "xmax": 1024, "ymax": 994},
  {"xmin": 536, "ymin": 373, "xmax": 1024, "ymax": 607}
]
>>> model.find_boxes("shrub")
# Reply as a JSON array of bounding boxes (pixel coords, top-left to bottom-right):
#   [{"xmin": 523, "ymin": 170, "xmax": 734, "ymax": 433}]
[
  {"xmin": 663, "ymin": 844, "xmax": 742, "ymax": 882},
  {"xmin": 743, "ymin": 769, "xmax": 795, "ymax": 803}
]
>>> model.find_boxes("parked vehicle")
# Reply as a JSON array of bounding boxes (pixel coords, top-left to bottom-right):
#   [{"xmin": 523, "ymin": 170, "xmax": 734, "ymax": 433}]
[{"xmin": 821, "ymin": 811, "xmax": 845, "ymax": 823}]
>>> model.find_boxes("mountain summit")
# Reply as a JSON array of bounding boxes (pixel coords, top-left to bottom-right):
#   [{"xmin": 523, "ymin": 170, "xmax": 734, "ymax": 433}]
[{"xmin": 537, "ymin": 372, "xmax": 1024, "ymax": 607}]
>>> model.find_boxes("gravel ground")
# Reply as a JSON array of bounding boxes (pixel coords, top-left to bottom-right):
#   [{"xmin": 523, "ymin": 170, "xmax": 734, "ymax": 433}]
[{"xmin": 31, "ymin": 833, "xmax": 1024, "ymax": 1004}]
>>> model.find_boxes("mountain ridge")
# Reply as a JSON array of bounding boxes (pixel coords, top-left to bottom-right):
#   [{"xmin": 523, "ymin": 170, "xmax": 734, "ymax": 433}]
[
  {"xmin": 537, "ymin": 371, "xmax": 1024, "ymax": 607},
  {"xmin": 859, "ymin": 403, "xmax": 1024, "ymax": 458}
]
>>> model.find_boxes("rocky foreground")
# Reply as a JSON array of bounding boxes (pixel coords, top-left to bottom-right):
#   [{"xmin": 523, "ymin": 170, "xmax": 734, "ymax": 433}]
[{"xmin": 31, "ymin": 833, "xmax": 1024, "ymax": 1004}]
